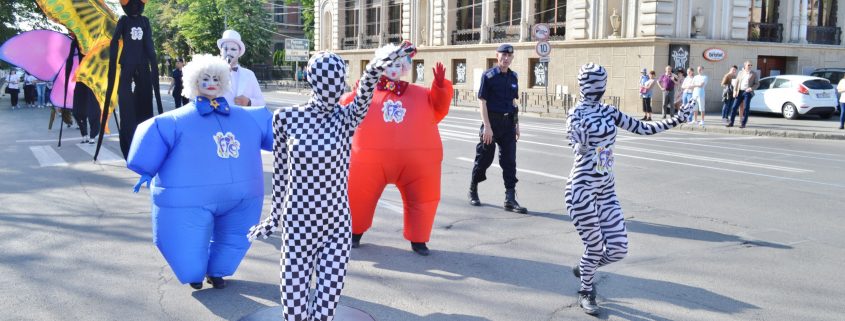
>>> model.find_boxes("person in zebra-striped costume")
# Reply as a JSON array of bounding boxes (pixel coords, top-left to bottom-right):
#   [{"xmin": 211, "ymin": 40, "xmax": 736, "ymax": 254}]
[
  {"xmin": 565, "ymin": 63, "xmax": 694, "ymax": 315},
  {"xmin": 246, "ymin": 42, "xmax": 415, "ymax": 321}
]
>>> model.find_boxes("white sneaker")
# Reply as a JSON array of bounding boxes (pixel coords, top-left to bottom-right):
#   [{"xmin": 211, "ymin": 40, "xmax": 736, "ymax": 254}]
[
  {"xmin": 82, "ymin": 137, "xmax": 89, "ymax": 144},
  {"xmin": 699, "ymin": 121, "xmax": 704, "ymax": 127}
]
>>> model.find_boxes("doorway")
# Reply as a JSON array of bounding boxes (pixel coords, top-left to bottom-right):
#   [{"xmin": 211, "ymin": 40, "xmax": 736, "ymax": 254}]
[{"xmin": 757, "ymin": 56, "xmax": 787, "ymax": 78}]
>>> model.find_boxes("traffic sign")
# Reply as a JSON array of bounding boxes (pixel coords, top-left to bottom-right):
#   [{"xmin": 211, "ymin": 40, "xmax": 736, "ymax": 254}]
[
  {"xmin": 536, "ymin": 41, "xmax": 551, "ymax": 57},
  {"xmin": 539, "ymin": 56, "xmax": 550, "ymax": 63},
  {"xmin": 285, "ymin": 39, "xmax": 310, "ymax": 62},
  {"xmin": 532, "ymin": 23, "xmax": 550, "ymax": 41}
]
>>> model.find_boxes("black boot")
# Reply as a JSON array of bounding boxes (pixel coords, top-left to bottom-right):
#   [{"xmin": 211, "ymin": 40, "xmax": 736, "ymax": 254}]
[
  {"xmin": 468, "ymin": 182, "xmax": 481, "ymax": 206},
  {"xmin": 504, "ymin": 188, "xmax": 527, "ymax": 214},
  {"xmin": 189, "ymin": 282, "xmax": 203, "ymax": 290},
  {"xmin": 205, "ymin": 276, "xmax": 226, "ymax": 289},
  {"xmin": 411, "ymin": 242, "xmax": 430, "ymax": 256},
  {"xmin": 351, "ymin": 233, "xmax": 363, "ymax": 248},
  {"xmin": 578, "ymin": 291, "xmax": 600, "ymax": 315}
]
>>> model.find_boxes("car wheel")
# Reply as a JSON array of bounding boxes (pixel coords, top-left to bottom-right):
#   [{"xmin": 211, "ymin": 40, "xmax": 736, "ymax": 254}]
[
  {"xmin": 782, "ymin": 102, "xmax": 799, "ymax": 120},
  {"xmin": 818, "ymin": 111, "xmax": 834, "ymax": 119}
]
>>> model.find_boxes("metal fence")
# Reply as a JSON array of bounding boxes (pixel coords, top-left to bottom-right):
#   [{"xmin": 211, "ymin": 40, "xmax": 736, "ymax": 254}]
[{"xmin": 452, "ymin": 88, "xmax": 621, "ymax": 116}]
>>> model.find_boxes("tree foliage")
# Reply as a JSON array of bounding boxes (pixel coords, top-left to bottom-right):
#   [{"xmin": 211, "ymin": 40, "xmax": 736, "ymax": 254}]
[
  {"xmin": 175, "ymin": 0, "xmax": 272, "ymax": 67},
  {"xmin": 145, "ymin": 0, "xmax": 191, "ymax": 63},
  {"xmin": 288, "ymin": 0, "xmax": 315, "ymax": 51}
]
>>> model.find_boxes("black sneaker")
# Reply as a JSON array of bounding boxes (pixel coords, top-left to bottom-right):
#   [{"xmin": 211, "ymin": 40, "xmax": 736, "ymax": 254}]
[
  {"xmin": 351, "ymin": 233, "xmax": 362, "ymax": 248},
  {"xmin": 205, "ymin": 276, "xmax": 226, "ymax": 289},
  {"xmin": 411, "ymin": 242, "xmax": 430, "ymax": 256},
  {"xmin": 578, "ymin": 291, "xmax": 599, "ymax": 316},
  {"xmin": 189, "ymin": 282, "xmax": 203, "ymax": 290}
]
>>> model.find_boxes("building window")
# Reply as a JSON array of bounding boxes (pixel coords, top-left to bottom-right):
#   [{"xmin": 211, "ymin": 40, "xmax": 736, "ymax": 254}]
[
  {"xmin": 534, "ymin": 0, "xmax": 566, "ymax": 40},
  {"xmin": 362, "ymin": 0, "xmax": 381, "ymax": 48},
  {"xmin": 748, "ymin": 0, "xmax": 783, "ymax": 42},
  {"xmin": 807, "ymin": 0, "xmax": 840, "ymax": 45},
  {"xmin": 490, "ymin": 0, "xmax": 521, "ymax": 42},
  {"xmin": 413, "ymin": 60, "xmax": 425, "ymax": 83},
  {"xmin": 386, "ymin": 0, "xmax": 403, "ymax": 44},
  {"xmin": 452, "ymin": 0, "xmax": 483, "ymax": 45},
  {"xmin": 530, "ymin": 58, "xmax": 547, "ymax": 88},
  {"xmin": 453, "ymin": 59, "xmax": 467, "ymax": 84},
  {"xmin": 343, "ymin": 0, "xmax": 359, "ymax": 49}
]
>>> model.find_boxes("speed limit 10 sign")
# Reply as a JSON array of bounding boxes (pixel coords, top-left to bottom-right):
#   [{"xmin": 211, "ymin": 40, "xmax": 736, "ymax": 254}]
[{"xmin": 536, "ymin": 41, "xmax": 551, "ymax": 57}]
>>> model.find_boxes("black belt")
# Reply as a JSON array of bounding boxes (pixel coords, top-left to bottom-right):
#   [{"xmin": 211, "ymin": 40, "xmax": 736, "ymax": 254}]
[{"xmin": 488, "ymin": 111, "xmax": 514, "ymax": 119}]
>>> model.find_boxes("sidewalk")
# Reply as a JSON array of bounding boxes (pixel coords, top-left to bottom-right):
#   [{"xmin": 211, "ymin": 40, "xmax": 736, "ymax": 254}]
[{"xmin": 672, "ymin": 112, "xmax": 845, "ymax": 140}]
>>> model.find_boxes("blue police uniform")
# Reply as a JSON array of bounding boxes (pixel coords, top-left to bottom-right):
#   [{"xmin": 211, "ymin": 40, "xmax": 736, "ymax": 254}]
[{"xmin": 471, "ymin": 66, "xmax": 520, "ymax": 190}]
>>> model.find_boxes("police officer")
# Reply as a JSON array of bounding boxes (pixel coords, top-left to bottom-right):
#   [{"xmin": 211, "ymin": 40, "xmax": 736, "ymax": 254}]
[{"xmin": 468, "ymin": 43, "xmax": 527, "ymax": 214}]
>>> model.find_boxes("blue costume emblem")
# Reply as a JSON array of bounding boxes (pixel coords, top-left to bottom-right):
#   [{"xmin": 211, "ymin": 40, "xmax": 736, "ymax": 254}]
[
  {"xmin": 593, "ymin": 146, "xmax": 614, "ymax": 174},
  {"xmin": 382, "ymin": 99, "xmax": 406, "ymax": 123},
  {"xmin": 214, "ymin": 132, "xmax": 241, "ymax": 158}
]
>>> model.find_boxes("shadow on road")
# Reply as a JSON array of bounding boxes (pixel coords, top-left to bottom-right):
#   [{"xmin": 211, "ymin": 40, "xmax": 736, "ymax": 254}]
[{"xmin": 626, "ymin": 221, "xmax": 793, "ymax": 249}]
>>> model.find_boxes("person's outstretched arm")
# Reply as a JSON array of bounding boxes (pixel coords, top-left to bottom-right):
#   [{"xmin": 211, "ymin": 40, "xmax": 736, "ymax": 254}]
[{"xmin": 614, "ymin": 100, "xmax": 694, "ymax": 135}]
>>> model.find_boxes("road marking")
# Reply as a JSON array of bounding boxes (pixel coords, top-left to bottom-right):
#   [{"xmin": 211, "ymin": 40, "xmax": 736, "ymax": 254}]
[
  {"xmin": 76, "ymin": 143, "xmax": 124, "ymax": 163},
  {"xmin": 30, "ymin": 146, "xmax": 68, "ymax": 167},
  {"xmin": 456, "ymin": 157, "xmax": 567, "ymax": 180},
  {"xmin": 620, "ymin": 146, "xmax": 812, "ymax": 173},
  {"xmin": 16, "ymin": 134, "xmax": 119, "ymax": 144},
  {"xmin": 648, "ymin": 137, "xmax": 845, "ymax": 161}
]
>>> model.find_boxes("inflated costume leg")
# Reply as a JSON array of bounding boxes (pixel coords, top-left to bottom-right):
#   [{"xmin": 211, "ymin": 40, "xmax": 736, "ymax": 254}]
[
  {"xmin": 595, "ymin": 178, "xmax": 628, "ymax": 268},
  {"xmin": 312, "ymin": 225, "xmax": 351, "ymax": 321},
  {"xmin": 397, "ymin": 160, "xmax": 441, "ymax": 243},
  {"xmin": 207, "ymin": 196, "xmax": 263, "ymax": 277},
  {"xmin": 565, "ymin": 177, "xmax": 602, "ymax": 293},
  {"xmin": 152, "ymin": 204, "xmax": 213, "ymax": 284},
  {"xmin": 348, "ymin": 159, "xmax": 387, "ymax": 235}
]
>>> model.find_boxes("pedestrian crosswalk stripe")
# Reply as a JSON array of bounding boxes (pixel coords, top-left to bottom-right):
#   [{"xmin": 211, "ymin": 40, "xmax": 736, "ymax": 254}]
[
  {"xmin": 76, "ymin": 143, "xmax": 124, "ymax": 163},
  {"xmin": 30, "ymin": 145, "xmax": 68, "ymax": 167}
]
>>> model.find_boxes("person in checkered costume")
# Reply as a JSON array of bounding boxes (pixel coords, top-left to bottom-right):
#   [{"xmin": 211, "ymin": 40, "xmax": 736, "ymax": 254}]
[{"xmin": 248, "ymin": 42, "xmax": 416, "ymax": 321}]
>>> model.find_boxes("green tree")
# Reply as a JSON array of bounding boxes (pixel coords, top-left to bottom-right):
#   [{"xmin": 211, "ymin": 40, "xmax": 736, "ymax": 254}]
[
  {"xmin": 175, "ymin": 0, "xmax": 272, "ymax": 67},
  {"xmin": 146, "ymin": 0, "xmax": 191, "ymax": 65},
  {"xmin": 287, "ymin": 0, "xmax": 315, "ymax": 51}
]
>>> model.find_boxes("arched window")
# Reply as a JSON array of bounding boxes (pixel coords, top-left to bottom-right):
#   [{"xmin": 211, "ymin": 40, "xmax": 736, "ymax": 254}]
[
  {"xmin": 748, "ymin": 0, "xmax": 782, "ymax": 42},
  {"xmin": 534, "ymin": 0, "xmax": 566, "ymax": 40}
]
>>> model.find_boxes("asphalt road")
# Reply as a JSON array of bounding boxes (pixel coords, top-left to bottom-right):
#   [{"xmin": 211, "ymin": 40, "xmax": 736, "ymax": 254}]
[{"xmin": 1, "ymin": 90, "xmax": 843, "ymax": 321}]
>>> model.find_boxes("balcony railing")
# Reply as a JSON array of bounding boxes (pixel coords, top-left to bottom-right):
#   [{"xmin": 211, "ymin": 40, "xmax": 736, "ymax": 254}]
[
  {"xmin": 384, "ymin": 33, "xmax": 402, "ymax": 44},
  {"xmin": 531, "ymin": 22, "xmax": 566, "ymax": 41},
  {"xmin": 748, "ymin": 22, "xmax": 783, "ymax": 43},
  {"xmin": 807, "ymin": 26, "xmax": 842, "ymax": 45},
  {"xmin": 489, "ymin": 25, "xmax": 520, "ymax": 43},
  {"xmin": 361, "ymin": 35, "xmax": 380, "ymax": 49},
  {"xmin": 451, "ymin": 28, "xmax": 482, "ymax": 45},
  {"xmin": 341, "ymin": 37, "xmax": 358, "ymax": 50}
]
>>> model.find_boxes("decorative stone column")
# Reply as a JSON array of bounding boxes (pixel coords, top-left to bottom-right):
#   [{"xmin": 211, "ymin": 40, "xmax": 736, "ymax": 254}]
[
  {"xmin": 729, "ymin": 0, "xmax": 749, "ymax": 40},
  {"xmin": 568, "ymin": 0, "xmax": 590, "ymax": 40},
  {"xmin": 480, "ymin": 0, "xmax": 494, "ymax": 43},
  {"xmin": 358, "ymin": 0, "xmax": 366, "ymax": 49},
  {"xmin": 402, "ymin": 0, "xmax": 412, "ymax": 42},
  {"xmin": 639, "ymin": 0, "xmax": 673, "ymax": 37},
  {"xmin": 379, "ymin": 0, "xmax": 388, "ymax": 46},
  {"xmin": 432, "ymin": 0, "xmax": 447, "ymax": 45},
  {"xmin": 799, "ymin": 0, "xmax": 808, "ymax": 43},
  {"xmin": 519, "ymin": 0, "xmax": 535, "ymax": 42}
]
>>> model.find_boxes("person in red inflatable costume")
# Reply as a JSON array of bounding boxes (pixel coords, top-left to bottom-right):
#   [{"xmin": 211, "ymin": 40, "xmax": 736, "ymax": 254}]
[{"xmin": 340, "ymin": 43, "xmax": 453, "ymax": 256}]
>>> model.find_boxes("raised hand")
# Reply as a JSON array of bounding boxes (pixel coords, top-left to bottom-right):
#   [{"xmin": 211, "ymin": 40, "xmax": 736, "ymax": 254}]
[
  {"xmin": 432, "ymin": 62, "xmax": 446, "ymax": 87},
  {"xmin": 371, "ymin": 41, "xmax": 416, "ymax": 71},
  {"xmin": 677, "ymin": 100, "xmax": 695, "ymax": 123}
]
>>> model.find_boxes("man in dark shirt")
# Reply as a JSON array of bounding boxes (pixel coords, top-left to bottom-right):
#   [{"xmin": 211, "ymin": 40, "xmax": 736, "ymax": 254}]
[
  {"xmin": 169, "ymin": 60, "xmax": 189, "ymax": 108},
  {"xmin": 468, "ymin": 43, "xmax": 527, "ymax": 214},
  {"xmin": 657, "ymin": 65, "xmax": 676, "ymax": 117}
]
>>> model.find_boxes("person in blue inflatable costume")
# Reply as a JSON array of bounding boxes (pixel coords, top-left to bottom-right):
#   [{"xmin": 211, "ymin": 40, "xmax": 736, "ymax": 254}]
[{"xmin": 126, "ymin": 54, "xmax": 273, "ymax": 290}]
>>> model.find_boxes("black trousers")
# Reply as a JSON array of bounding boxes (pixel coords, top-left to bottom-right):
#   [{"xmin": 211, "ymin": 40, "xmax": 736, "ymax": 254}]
[
  {"xmin": 173, "ymin": 90, "xmax": 189, "ymax": 108},
  {"xmin": 72, "ymin": 83, "xmax": 101, "ymax": 138},
  {"xmin": 8, "ymin": 88, "xmax": 19, "ymax": 106},
  {"xmin": 117, "ymin": 63, "xmax": 154, "ymax": 158},
  {"xmin": 471, "ymin": 112, "xmax": 519, "ymax": 190}
]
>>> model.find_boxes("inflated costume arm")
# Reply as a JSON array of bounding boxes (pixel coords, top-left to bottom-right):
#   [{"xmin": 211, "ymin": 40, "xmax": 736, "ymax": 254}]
[
  {"xmin": 126, "ymin": 117, "xmax": 173, "ymax": 178},
  {"xmin": 244, "ymin": 106, "xmax": 274, "ymax": 151},
  {"xmin": 429, "ymin": 79, "xmax": 453, "ymax": 122},
  {"xmin": 247, "ymin": 111, "xmax": 289, "ymax": 241},
  {"xmin": 613, "ymin": 100, "xmax": 693, "ymax": 135},
  {"xmin": 143, "ymin": 17, "xmax": 163, "ymax": 115},
  {"xmin": 344, "ymin": 41, "xmax": 416, "ymax": 128},
  {"xmin": 94, "ymin": 17, "xmax": 125, "ymax": 160}
]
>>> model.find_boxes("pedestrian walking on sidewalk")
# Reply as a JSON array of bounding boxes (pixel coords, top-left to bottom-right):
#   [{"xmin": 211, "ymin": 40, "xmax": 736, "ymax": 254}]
[
  {"xmin": 837, "ymin": 78, "xmax": 845, "ymax": 129},
  {"xmin": 658, "ymin": 65, "xmax": 676, "ymax": 118},
  {"xmin": 674, "ymin": 68, "xmax": 686, "ymax": 109},
  {"xmin": 4, "ymin": 71, "xmax": 20, "ymax": 109},
  {"xmin": 23, "ymin": 73, "xmax": 36, "ymax": 108},
  {"xmin": 691, "ymin": 66, "xmax": 708, "ymax": 126},
  {"xmin": 728, "ymin": 61, "xmax": 759, "ymax": 128},
  {"xmin": 639, "ymin": 70, "xmax": 656, "ymax": 121},
  {"xmin": 720, "ymin": 65, "xmax": 737, "ymax": 123},
  {"xmin": 168, "ymin": 59, "xmax": 189, "ymax": 108},
  {"xmin": 467, "ymin": 43, "xmax": 527, "ymax": 214}
]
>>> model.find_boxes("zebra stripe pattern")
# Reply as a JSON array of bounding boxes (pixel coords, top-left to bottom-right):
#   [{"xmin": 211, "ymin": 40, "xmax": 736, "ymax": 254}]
[{"xmin": 565, "ymin": 64, "xmax": 694, "ymax": 294}]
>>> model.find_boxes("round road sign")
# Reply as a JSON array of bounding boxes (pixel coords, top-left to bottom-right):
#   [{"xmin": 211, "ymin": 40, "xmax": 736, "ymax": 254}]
[
  {"xmin": 536, "ymin": 41, "xmax": 551, "ymax": 57},
  {"xmin": 532, "ymin": 24, "xmax": 550, "ymax": 41}
]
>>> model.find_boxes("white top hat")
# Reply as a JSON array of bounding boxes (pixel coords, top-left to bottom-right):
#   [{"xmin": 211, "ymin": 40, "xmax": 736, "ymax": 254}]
[{"xmin": 217, "ymin": 30, "xmax": 246, "ymax": 58}]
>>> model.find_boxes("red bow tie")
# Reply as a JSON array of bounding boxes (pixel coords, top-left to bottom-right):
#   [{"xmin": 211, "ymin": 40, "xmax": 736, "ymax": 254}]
[{"xmin": 376, "ymin": 76, "xmax": 408, "ymax": 96}]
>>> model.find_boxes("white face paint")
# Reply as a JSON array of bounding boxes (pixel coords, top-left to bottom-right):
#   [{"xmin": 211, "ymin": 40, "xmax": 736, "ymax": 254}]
[
  {"xmin": 220, "ymin": 42, "xmax": 241, "ymax": 66},
  {"xmin": 384, "ymin": 60, "xmax": 405, "ymax": 81},
  {"xmin": 198, "ymin": 73, "xmax": 223, "ymax": 98}
]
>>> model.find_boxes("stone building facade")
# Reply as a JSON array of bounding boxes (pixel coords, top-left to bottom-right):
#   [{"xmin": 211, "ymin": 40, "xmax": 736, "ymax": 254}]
[{"xmin": 313, "ymin": 0, "xmax": 845, "ymax": 113}]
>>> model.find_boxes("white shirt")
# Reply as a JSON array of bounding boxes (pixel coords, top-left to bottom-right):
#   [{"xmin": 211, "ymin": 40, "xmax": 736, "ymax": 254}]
[
  {"xmin": 224, "ymin": 65, "xmax": 266, "ymax": 107},
  {"xmin": 692, "ymin": 74, "xmax": 708, "ymax": 98},
  {"xmin": 681, "ymin": 77, "xmax": 694, "ymax": 94},
  {"xmin": 6, "ymin": 74, "xmax": 20, "ymax": 89},
  {"xmin": 838, "ymin": 79, "xmax": 845, "ymax": 103}
]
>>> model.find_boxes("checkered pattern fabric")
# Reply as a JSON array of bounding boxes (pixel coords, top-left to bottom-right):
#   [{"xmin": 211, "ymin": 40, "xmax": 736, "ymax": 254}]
[{"xmin": 248, "ymin": 44, "xmax": 415, "ymax": 321}]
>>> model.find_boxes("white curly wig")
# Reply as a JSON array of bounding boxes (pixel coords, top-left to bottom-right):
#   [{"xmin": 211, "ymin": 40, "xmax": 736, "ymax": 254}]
[
  {"xmin": 181, "ymin": 54, "xmax": 231, "ymax": 100},
  {"xmin": 376, "ymin": 43, "xmax": 412, "ymax": 75}
]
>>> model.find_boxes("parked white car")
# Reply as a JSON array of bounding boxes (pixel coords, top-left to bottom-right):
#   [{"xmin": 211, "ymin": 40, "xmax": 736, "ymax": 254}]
[{"xmin": 749, "ymin": 75, "xmax": 839, "ymax": 119}]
